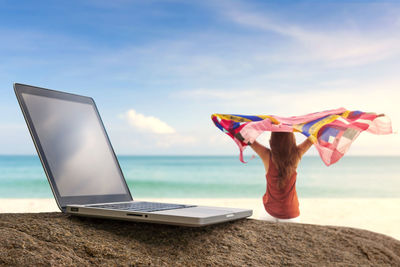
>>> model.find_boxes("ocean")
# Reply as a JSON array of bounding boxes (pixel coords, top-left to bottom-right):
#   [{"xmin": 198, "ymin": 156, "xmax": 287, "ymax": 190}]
[{"xmin": 0, "ymin": 155, "xmax": 399, "ymax": 199}]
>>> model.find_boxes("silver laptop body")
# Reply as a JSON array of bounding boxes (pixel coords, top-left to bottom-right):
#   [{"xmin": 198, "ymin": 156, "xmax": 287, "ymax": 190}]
[{"xmin": 14, "ymin": 83, "xmax": 252, "ymax": 227}]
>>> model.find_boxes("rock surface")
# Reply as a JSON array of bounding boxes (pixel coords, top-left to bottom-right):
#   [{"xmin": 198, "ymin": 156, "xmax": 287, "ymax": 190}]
[{"xmin": 0, "ymin": 213, "xmax": 399, "ymax": 266}]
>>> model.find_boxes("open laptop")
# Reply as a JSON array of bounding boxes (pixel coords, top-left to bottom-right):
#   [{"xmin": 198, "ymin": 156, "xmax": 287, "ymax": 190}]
[{"xmin": 14, "ymin": 83, "xmax": 252, "ymax": 226}]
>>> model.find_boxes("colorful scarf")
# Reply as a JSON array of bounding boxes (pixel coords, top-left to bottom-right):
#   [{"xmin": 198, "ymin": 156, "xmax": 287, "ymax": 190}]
[{"xmin": 211, "ymin": 108, "xmax": 392, "ymax": 166}]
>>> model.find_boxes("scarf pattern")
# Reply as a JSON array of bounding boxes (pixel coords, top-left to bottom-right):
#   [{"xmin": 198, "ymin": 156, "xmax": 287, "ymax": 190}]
[{"xmin": 211, "ymin": 108, "xmax": 392, "ymax": 165}]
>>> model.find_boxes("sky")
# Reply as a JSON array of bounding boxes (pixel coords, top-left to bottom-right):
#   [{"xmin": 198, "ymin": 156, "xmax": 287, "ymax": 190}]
[{"xmin": 0, "ymin": 0, "xmax": 399, "ymax": 156}]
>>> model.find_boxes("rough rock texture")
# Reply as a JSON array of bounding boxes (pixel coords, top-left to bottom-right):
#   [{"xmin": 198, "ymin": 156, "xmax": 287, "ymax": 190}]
[{"xmin": 0, "ymin": 213, "xmax": 399, "ymax": 266}]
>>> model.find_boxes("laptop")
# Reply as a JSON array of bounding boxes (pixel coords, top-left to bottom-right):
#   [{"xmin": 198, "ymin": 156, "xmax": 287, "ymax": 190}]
[{"xmin": 14, "ymin": 83, "xmax": 252, "ymax": 227}]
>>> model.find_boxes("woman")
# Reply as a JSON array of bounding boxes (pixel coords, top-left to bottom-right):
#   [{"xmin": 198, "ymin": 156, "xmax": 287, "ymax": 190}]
[{"xmin": 250, "ymin": 132, "xmax": 312, "ymax": 223}]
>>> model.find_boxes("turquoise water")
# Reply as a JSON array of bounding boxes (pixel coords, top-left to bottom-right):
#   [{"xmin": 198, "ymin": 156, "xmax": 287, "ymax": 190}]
[{"xmin": 0, "ymin": 155, "xmax": 399, "ymax": 198}]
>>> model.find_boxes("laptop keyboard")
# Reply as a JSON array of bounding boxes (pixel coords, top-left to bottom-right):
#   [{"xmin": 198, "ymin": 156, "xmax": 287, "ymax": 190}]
[{"xmin": 87, "ymin": 201, "xmax": 196, "ymax": 212}]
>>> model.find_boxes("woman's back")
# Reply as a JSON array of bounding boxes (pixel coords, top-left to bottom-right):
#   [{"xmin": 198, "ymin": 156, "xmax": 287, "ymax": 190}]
[
  {"xmin": 250, "ymin": 132, "xmax": 313, "ymax": 221},
  {"xmin": 263, "ymin": 155, "xmax": 300, "ymax": 219}
]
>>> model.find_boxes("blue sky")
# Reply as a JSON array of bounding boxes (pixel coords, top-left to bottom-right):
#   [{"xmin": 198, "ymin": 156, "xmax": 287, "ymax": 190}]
[{"xmin": 0, "ymin": 0, "xmax": 399, "ymax": 155}]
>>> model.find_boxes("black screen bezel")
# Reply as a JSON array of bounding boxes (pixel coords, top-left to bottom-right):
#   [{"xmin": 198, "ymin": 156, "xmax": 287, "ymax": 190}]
[{"xmin": 14, "ymin": 83, "xmax": 133, "ymax": 211}]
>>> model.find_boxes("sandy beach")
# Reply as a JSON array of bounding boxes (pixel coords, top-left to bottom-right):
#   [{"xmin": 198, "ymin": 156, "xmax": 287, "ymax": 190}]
[{"xmin": 1, "ymin": 198, "xmax": 399, "ymax": 241}]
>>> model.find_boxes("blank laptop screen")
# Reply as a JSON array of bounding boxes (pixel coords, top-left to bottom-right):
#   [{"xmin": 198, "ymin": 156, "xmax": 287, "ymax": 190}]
[{"xmin": 21, "ymin": 93, "xmax": 129, "ymax": 197}]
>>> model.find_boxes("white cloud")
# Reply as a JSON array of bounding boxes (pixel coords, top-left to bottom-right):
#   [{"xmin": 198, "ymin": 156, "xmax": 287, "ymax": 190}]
[
  {"xmin": 221, "ymin": 3, "xmax": 400, "ymax": 67},
  {"xmin": 116, "ymin": 109, "xmax": 198, "ymax": 151},
  {"xmin": 123, "ymin": 109, "xmax": 175, "ymax": 134},
  {"xmin": 178, "ymin": 77, "xmax": 400, "ymax": 116}
]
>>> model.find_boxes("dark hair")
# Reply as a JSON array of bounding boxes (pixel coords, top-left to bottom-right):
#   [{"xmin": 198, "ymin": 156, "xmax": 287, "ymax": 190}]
[{"xmin": 269, "ymin": 132, "xmax": 300, "ymax": 188}]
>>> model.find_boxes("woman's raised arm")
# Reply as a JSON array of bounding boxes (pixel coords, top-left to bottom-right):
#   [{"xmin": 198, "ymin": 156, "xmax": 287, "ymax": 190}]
[
  {"xmin": 249, "ymin": 141, "xmax": 270, "ymax": 173},
  {"xmin": 298, "ymin": 138, "xmax": 313, "ymax": 157}
]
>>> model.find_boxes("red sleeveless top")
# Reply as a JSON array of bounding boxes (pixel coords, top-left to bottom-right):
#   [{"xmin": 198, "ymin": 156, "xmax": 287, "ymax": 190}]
[{"xmin": 263, "ymin": 156, "xmax": 300, "ymax": 219}]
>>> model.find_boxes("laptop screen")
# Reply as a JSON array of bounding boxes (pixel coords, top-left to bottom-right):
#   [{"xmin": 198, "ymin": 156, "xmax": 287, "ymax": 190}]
[{"xmin": 20, "ymin": 90, "xmax": 130, "ymax": 198}]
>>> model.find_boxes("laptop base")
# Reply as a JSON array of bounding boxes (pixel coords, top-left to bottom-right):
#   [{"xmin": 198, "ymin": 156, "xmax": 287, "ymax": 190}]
[{"xmin": 67, "ymin": 203, "xmax": 252, "ymax": 227}]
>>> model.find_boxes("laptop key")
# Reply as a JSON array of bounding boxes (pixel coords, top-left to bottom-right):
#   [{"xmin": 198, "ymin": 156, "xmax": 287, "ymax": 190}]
[{"xmin": 88, "ymin": 202, "xmax": 196, "ymax": 212}]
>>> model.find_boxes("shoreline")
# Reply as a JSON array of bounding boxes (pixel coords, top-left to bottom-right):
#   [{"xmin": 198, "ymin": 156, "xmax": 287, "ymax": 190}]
[{"xmin": 1, "ymin": 198, "xmax": 399, "ymax": 240}]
